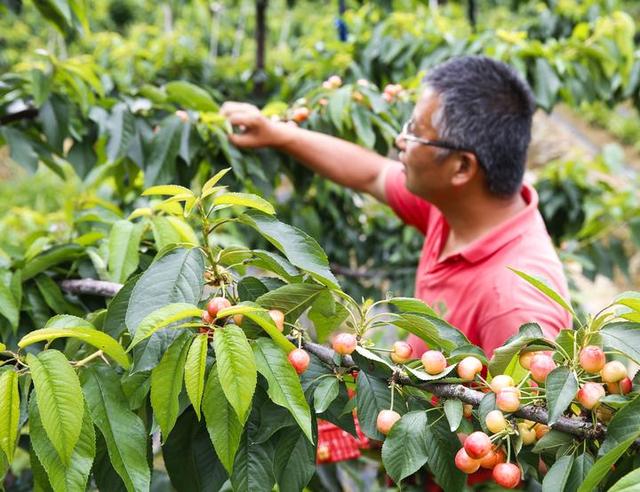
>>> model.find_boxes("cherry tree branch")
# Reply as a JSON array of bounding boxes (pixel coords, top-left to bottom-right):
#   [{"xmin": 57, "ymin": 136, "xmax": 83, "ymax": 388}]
[{"xmin": 61, "ymin": 278, "xmax": 607, "ymax": 441}]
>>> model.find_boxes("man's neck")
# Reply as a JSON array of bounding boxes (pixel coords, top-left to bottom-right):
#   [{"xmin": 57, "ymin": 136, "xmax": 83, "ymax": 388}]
[{"xmin": 437, "ymin": 189, "xmax": 527, "ymax": 259}]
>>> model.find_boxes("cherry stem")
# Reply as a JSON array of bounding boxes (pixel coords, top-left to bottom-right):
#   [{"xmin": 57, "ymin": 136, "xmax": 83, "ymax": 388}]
[{"xmin": 390, "ymin": 382, "xmax": 396, "ymax": 410}]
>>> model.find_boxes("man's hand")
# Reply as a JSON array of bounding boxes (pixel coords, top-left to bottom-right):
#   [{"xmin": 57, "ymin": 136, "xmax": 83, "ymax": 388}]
[{"xmin": 220, "ymin": 102, "xmax": 290, "ymax": 149}]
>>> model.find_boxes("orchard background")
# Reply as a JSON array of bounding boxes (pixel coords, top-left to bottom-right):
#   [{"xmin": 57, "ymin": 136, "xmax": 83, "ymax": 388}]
[{"xmin": 1, "ymin": 0, "xmax": 640, "ymax": 491}]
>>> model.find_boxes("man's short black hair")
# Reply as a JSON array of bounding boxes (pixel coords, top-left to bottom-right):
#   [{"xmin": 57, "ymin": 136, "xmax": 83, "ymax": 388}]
[{"xmin": 423, "ymin": 55, "xmax": 536, "ymax": 197}]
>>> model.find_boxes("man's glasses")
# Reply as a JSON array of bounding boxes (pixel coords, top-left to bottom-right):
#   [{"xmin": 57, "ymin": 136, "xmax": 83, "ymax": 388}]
[{"xmin": 398, "ymin": 119, "xmax": 475, "ymax": 154}]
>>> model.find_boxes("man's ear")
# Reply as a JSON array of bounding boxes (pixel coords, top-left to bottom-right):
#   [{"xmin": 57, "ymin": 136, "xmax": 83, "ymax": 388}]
[{"xmin": 451, "ymin": 152, "xmax": 480, "ymax": 186}]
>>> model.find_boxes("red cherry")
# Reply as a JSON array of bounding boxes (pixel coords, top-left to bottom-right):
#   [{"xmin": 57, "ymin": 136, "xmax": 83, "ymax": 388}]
[
  {"xmin": 455, "ymin": 448, "xmax": 481, "ymax": 474},
  {"xmin": 464, "ymin": 431, "xmax": 492, "ymax": 459},
  {"xmin": 493, "ymin": 463, "xmax": 521, "ymax": 489},
  {"xmin": 207, "ymin": 297, "xmax": 232, "ymax": 318},
  {"xmin": 287, "ymin": 349, "xmax": 310, "ymax": 375},
  {"xmin": 376, "ymin": 409, "xmax": 401, "ymax": 435},
  {"xmin": 332, "ymin": 333, "xmax": 357, "ymax": 355},
  {"xmin": 601, "ymin": 361, "xmax": 627, "ymax": 383},
  {"xmin": 529, "ymin": 353, "xmax": 556, "ymax": 383},
  {"xmin": 390, "ymin": 341, "xmax": 413, "ymax": 364},
  {"xmin": 577, "ymin": 382, "xmax": 605, "ymax": 409},
  {"xmin": 579, "ymin": 345, "xmax": 606, "ymax": 374}
]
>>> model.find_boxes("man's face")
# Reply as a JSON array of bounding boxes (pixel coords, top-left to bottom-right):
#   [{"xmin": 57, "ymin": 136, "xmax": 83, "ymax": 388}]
[{"xmin": 395, "ymin": 88, "xmax": 453, "ymax": 202}]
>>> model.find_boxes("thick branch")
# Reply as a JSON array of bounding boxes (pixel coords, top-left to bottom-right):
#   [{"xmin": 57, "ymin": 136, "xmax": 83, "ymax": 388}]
[
  {"xmin": 60, "ymin": 279, "xmax": 122, "ymax": 297},
  {"xmin": 61, "ymin": 278, "xmax": 606, "ymax": 441}
]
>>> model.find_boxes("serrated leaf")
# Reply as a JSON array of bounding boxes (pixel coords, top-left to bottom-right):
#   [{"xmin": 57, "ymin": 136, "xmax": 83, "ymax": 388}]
[
  {"xmin": 0, "ymin": 281, "xmax": 19, "ymax": 331},
  {"xmin": 252, "ymin": 338, "xmax": 312, "ymax": 442},
  {"xmin": 405, "ymin": 364, "xmax": 456, "ymax": 381},
  {"xmin": 424, "ymin": 410, "xmax": 466, "ymax": 491},
  {"xmin": 489, "ymin": 323, "xmax": 546, "ymax": 376},
  {"xmin": 565, "ymin": 453, "xmax": 594, "ymax": 492},
  {"xmin": 151, "ymin": 334, "xmax": 192, "ymax": 439},
  {"xmin": 313, "ymin": 377, "xmax": 339, "ymax": 414},
  {"xmin": 532, "ymin": 430, "xmax": 574, "ymax": 454},
  {"xmin": 578, "ymin": 435, "xmax": 639, "ymax": 492},
  {"xmin": 22, "ymin": 244, "xmax": 85, "ymax": 281},
  {"xmin": 80, "ymin": 365, "xmax": 150, "ymax": 492},
  {"xmin": 202, "ymin": 168, "xmax": 231, "ymax": 196},
  {"xmin": 356, "ymin": 371, "xmax": 404, "ymax": 440},
  {"xmin": 202, "ymin": 365, "xmax": 243, "ymax": 474},
  {"xmin": 108, "ymin": 221, "xmax": 143, "ymax": 284},
  {"xmin": 230, "ymin": 414, "xmax": 275, "ymax": 492},
  {"xmin": 128, "ymin": 303, "xmax": 201, "ymax": 349},
  {"xmin": 184, "ymin": 334, "xmax": 209, "ymax": 419},
  {"xmin": 256, "ymin": 283, "xmax": 326, "ymax": 321},
  {"xmin": 542, "ymin": 455, "xmax": 573, "ymax": 492},
  {"xmin": 106, "ymin": 104, "xmax": 135, "ymax": 163},
  {"xmin": 213, "ymin": 192, "xmax": 275, "ymax": 215},
  {"xmin": 388, "ymin": 297, "xmax": 438, "ymax": 316},
  {"xmin": 28, "ymin": 350, "xmax": 84, "ymax": 465},
  {"xmin": 165, "ymin": 81, "xmax": 218, "ymax": 112},
  {"xmin": 381, "ymin": 411, "xmax": 429, "ymax": 483},
  {"xmin": 29, "ymin": 398, "xmax": 95, "ymax": 492},
  {"xmin": 546, "ymin": 367, "xmax": 578, "ymax": 425},
  {"xmin": 391, "ymin": 313, "xmax": 469, "ymax": 352},
  {"xmin": 213, "ymin": 324, "xmax": 256, "ymax": 423},
  {"xmin": 0, "ymin": 370, "xmax": 19, "ymax": 460},
  {"xmin": 600, "ymin": 322, "xmax": 640, "ymax": 366},
  {"xmin": 19, "ymin": 315, "xmax": 130, "ymax": 369},
  {"xmin": 443, "ymin": 399, "xmax": 463, "ymax": 432},
  {"xmin": 598, "ymin": 395, "xmax": 640, "ymax": 457},
  {"xmin": 273, "ymin": 427, "xmax": 315, "ymax": 492},
  {"xmin": 509, "ymin": 268, "xmax": 576, "ymax": 318},
  {"xmin": 238, "ymin": 211, "xmax": 339, "ymax": 289}
]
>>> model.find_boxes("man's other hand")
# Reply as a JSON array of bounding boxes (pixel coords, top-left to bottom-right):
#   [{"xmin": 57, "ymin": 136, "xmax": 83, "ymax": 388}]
[{"xmin": 220, "ymin": 102, "xmax": 289, "ymax": 149}]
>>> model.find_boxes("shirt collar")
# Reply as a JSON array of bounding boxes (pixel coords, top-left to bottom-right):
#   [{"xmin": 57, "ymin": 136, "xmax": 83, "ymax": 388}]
[{"xmin": 441, "ymin": 184, "xmax": 540, "ymax": 264}]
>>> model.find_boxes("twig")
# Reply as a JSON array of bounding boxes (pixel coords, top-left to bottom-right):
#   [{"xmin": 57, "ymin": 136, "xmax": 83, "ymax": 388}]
[{"xmin": 60, "ymin": 279, "xmax": 122, "ymax": 297}]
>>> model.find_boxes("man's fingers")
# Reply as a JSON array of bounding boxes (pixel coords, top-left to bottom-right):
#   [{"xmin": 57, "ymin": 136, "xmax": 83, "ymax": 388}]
[
  {"xmin": 228, "ymin": 132, "xmax": 259, "ymax": 148},
  {"xmin": 220, "ymin": 101, "xmax": 260, "ymax": 117}
]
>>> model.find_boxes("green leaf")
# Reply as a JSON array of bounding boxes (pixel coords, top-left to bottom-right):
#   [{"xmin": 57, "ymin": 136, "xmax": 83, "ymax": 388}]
[
  {"xmin": 509, "ymin": 268, "xmax": 576, "ymax": 318},
  {"xmin": 0, "ymin": 370, "xmax": 19, "ymax": 460},
  {"xmin": 125, "ymin": 248, "xmax": 204, "ymax": 333},
  {"xmin": 356, "ymin": 371, "xmax": 404, "ymax": 440},
  {"xmin": 104, "ymin": 273, "xmax": 140, "ymax": 339},
  {"xmin": 0, "ymin": 273, "xmax": 19, "ymax": 330},
  {"xmin": 29, "ymin": 398, "xmax": 95, "ymax": 492},
  {"xmin": 313, "ymin": 377, "xmax": 340, "ymax": 414},
  {"xmin": 27, "ymin": 350, "xmax": 84, "ymax": 465},
  {"xmin": 128, "ymin": 302, "xmax": 200, "ymax": 349},
  {"xmin": 391, "ymin": 313, "xmax": 469, "ymax": 352},
  {"xmin": 256, "ymin": 283, "xmax": 326, "ymax": 321},
  {"xmin": 252, "ymin": 338, "xmax": 312, "ymax": 442},
  {"xmin": 405, "ymin": 364, "xmax": 456, "ymax": 381},
  {"xmin": 184, "ymin": 334, "xmax": 209, "ymax": 419},
  {"xmin": 328, "ymin": 87, "xmax": 351, "ymax": 131},
  {"xmin": 600, "ymin": 322, "xmax": 640, "ymax": 366},
  {"xmin": 80, "ymin": 365, "xmax": 150, "ymax": 492},
  {"xmin": 142, "ymin": 185, "xmax": 194, "ymax": 197},
  {"xmin": 151, "ymin": 334, "xmax": 192, "ymax": 438},
  {"xmin": 0, "ymin": 127, "xmax": 39, "ymax": 173},
  {"xmin": 608, "ymin": 468, "xmax": 640, "ymax": 492},
  {"xmin": 163, "ymin": 408, "xmax": 228, "ymax": 492},
  {"xmin": 19, "ymin": 315, "xmax": 130, "ymax": 369},
  {"xmin": 443, "ymin": 399, "xmax": 463, "ymax": 432},
  {"xmin": 352, "ymin": 105, "xmax": 375, "ymax": 148},
  {"xmin": 424, "ymin": 409, "xmax": 466, "ymax": 491},
  {"xmin": 22, "ymin": 244, "xmax": 85, "ymax": 281},
  {"xmin": 489, "ymin": 323, "xmax": 545, "ymax": 376},
  {"xmin": 213, "ymin": 192, "xmax": 275, "ymax": 215},
  {"xmin": 477, "ymin": 393, "xmax": 497, "ymax": 433},
  {"xmin": 214, "ymin": 324, "xmax": 257, "ymax": 423},
  {"xmin": 165, "ymin": 81, "xmax": 219, "ymax": 112},
  {"xmin": 565, "ymin": 453, "xmax": 594, "ymax": 492},
  {"xmin": 106, "ymin": 104, "xmax": 135, "ymax": 163},
  {"xmin": 546, "ymin": 367, "xmax": 578, "ymax": 425},
  {"xmin": 202, "ymin": 168, "xmax": 231, "ymax": 196},
  {"xmin": 108, "ymin": 221, "xmax": 143, "ymax": 284},
  {"xmin": 542, "ymin": 455, "xmax": 574, "ymax": 492},
  {"xmin": 381, "ymin": 411, "xmax": 429, "ymax": 483},
  {"xmin": 144, "ymin": 116, "xmax": 183, "ymax": 187},
  {"xmin": 238, "ymin": 211, "xmax": 339, "ymax": 289},
  {"xmin": 599, "ymin": 395, "xmax": 640, "ymax": 456},
  {"xmin": 202, "ymin": 365, "xmax": 243, "ymax": 474},
  {"xmin": 273, "ymin": 427, "xmax": 315, "ymax": 492},
  {"xmin": 532, "ymin": 430, "xmax": 575, "ymax": 455},
  {"xmin": 533, "ymin": 58, "xmax": 561, "ymax": 112},
  {"xmin": 578, "ymin": 435, "xmax": 640, "ymax": 492},
  {"xmin": 34, "ymin": 274, "xmax": 83, "ymax": 317},
  {"xmin": 388, "ymin": 297, "xmax": 439, "ymax": 317}
]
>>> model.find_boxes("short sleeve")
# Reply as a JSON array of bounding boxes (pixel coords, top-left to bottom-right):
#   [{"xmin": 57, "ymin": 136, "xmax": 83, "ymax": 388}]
[{"xmin": 384, "ymin": 163, "xmax": 432, "ymax": 235}]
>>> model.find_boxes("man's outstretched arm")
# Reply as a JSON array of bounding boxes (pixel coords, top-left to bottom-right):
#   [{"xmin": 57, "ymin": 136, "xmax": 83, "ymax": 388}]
[{"xmin": 220, "ymin": 102, "xmax": 395, "ymax": 203}]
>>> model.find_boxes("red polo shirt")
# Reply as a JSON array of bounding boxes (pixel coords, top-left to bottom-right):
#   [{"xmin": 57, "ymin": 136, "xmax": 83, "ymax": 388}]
[{"xmin": 385, "ymin": 164, "xmax": 571, "ymax": 357}]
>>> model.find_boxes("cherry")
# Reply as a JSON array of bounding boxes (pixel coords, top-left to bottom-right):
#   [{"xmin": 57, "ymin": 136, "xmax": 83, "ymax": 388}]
[
  {"xmin": 463, "ymin": 404, "xmax": 473, "ymax": 419},
  {"xmin": 421, "ymin": 350, "xmax": 447, "ymax": 375},
  {"xmin": 390, "ymin": 341, "xmax": 413, "ymax": 364},
  {"xmin": 288, "ymin": 349, "xmax": 310, "ymax": 375},
  {"xmin": 457, "ymin": 356, "xmax": 483, "ymax": 381},
  {"xmin": 292, "ymin": 107, "xmax": 310, "ymax": 123},
  {"xmin": 332, "ymin": 333, "xmax": 357, "ymax": 355},
  {"xmin": 485, "ymin": 410, "xmax": 508, "ymax": 433},
  {"xmin": 490, "ymin": 375, "xmax": 515, "ymax": 393},
  {"xmin": 268, "ymin": 309, "xmax": 285, "ymax": 332},
  {"xmin": 607, "ymin": 377, "xmax": 632, "ymax": 395},
  {"xmin": 517, "ymin": 422, "xmax": 536, "ymax": 445},
  {"xmin": 455, "ymin": 448, "xmax": 480, "ymax": 474},
  {"xmin": 579, "ymin": 345, "xmax": 606, "ymax": 374},
  {"xmin": 530, "ymin": 353, "xmax": 556, "ymax": 383},
  {"xmin": 376, "ymin": 409, "xmax": 401, "ymax": 435},
  {"xmin": 496, "ymin": 387, "xmax": 521, "ymax": 413},
  {"xmin": 201, "ymin": 310, "xmax": 214, "ymax": 325},
  {"xmin": 207, "ymin": 297, "xmax": 231, "ymax": 318},
  {"xmin": 493, "ymin": 463, "xmax": 521, "ymax": 489},
  {"xmin": 480, "ymin": 447, "xmax": 506, "ymax": 469},
  {"xmin": 577, "ymin": 382, "xmax": 605, "ymax": 409},
  {"xmin": 519, "ymin": 350, "xmax": 536, "ymax": 370},
  {"xmin": 534, "ymin": 423, "xmax": 549, "ymax": 440},
  {"xmin": 601, "ymin": 361, "xmax": 627, "ymax": 383},
  {"xmin": 464, "ymin": 431, "xmax": 492, "ymax": 459}
]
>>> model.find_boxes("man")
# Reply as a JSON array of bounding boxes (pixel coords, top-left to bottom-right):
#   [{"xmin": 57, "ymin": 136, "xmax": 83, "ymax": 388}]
[{"xmin": 221, "ymin": 55, "xmax": 571, "ymax": 357}]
